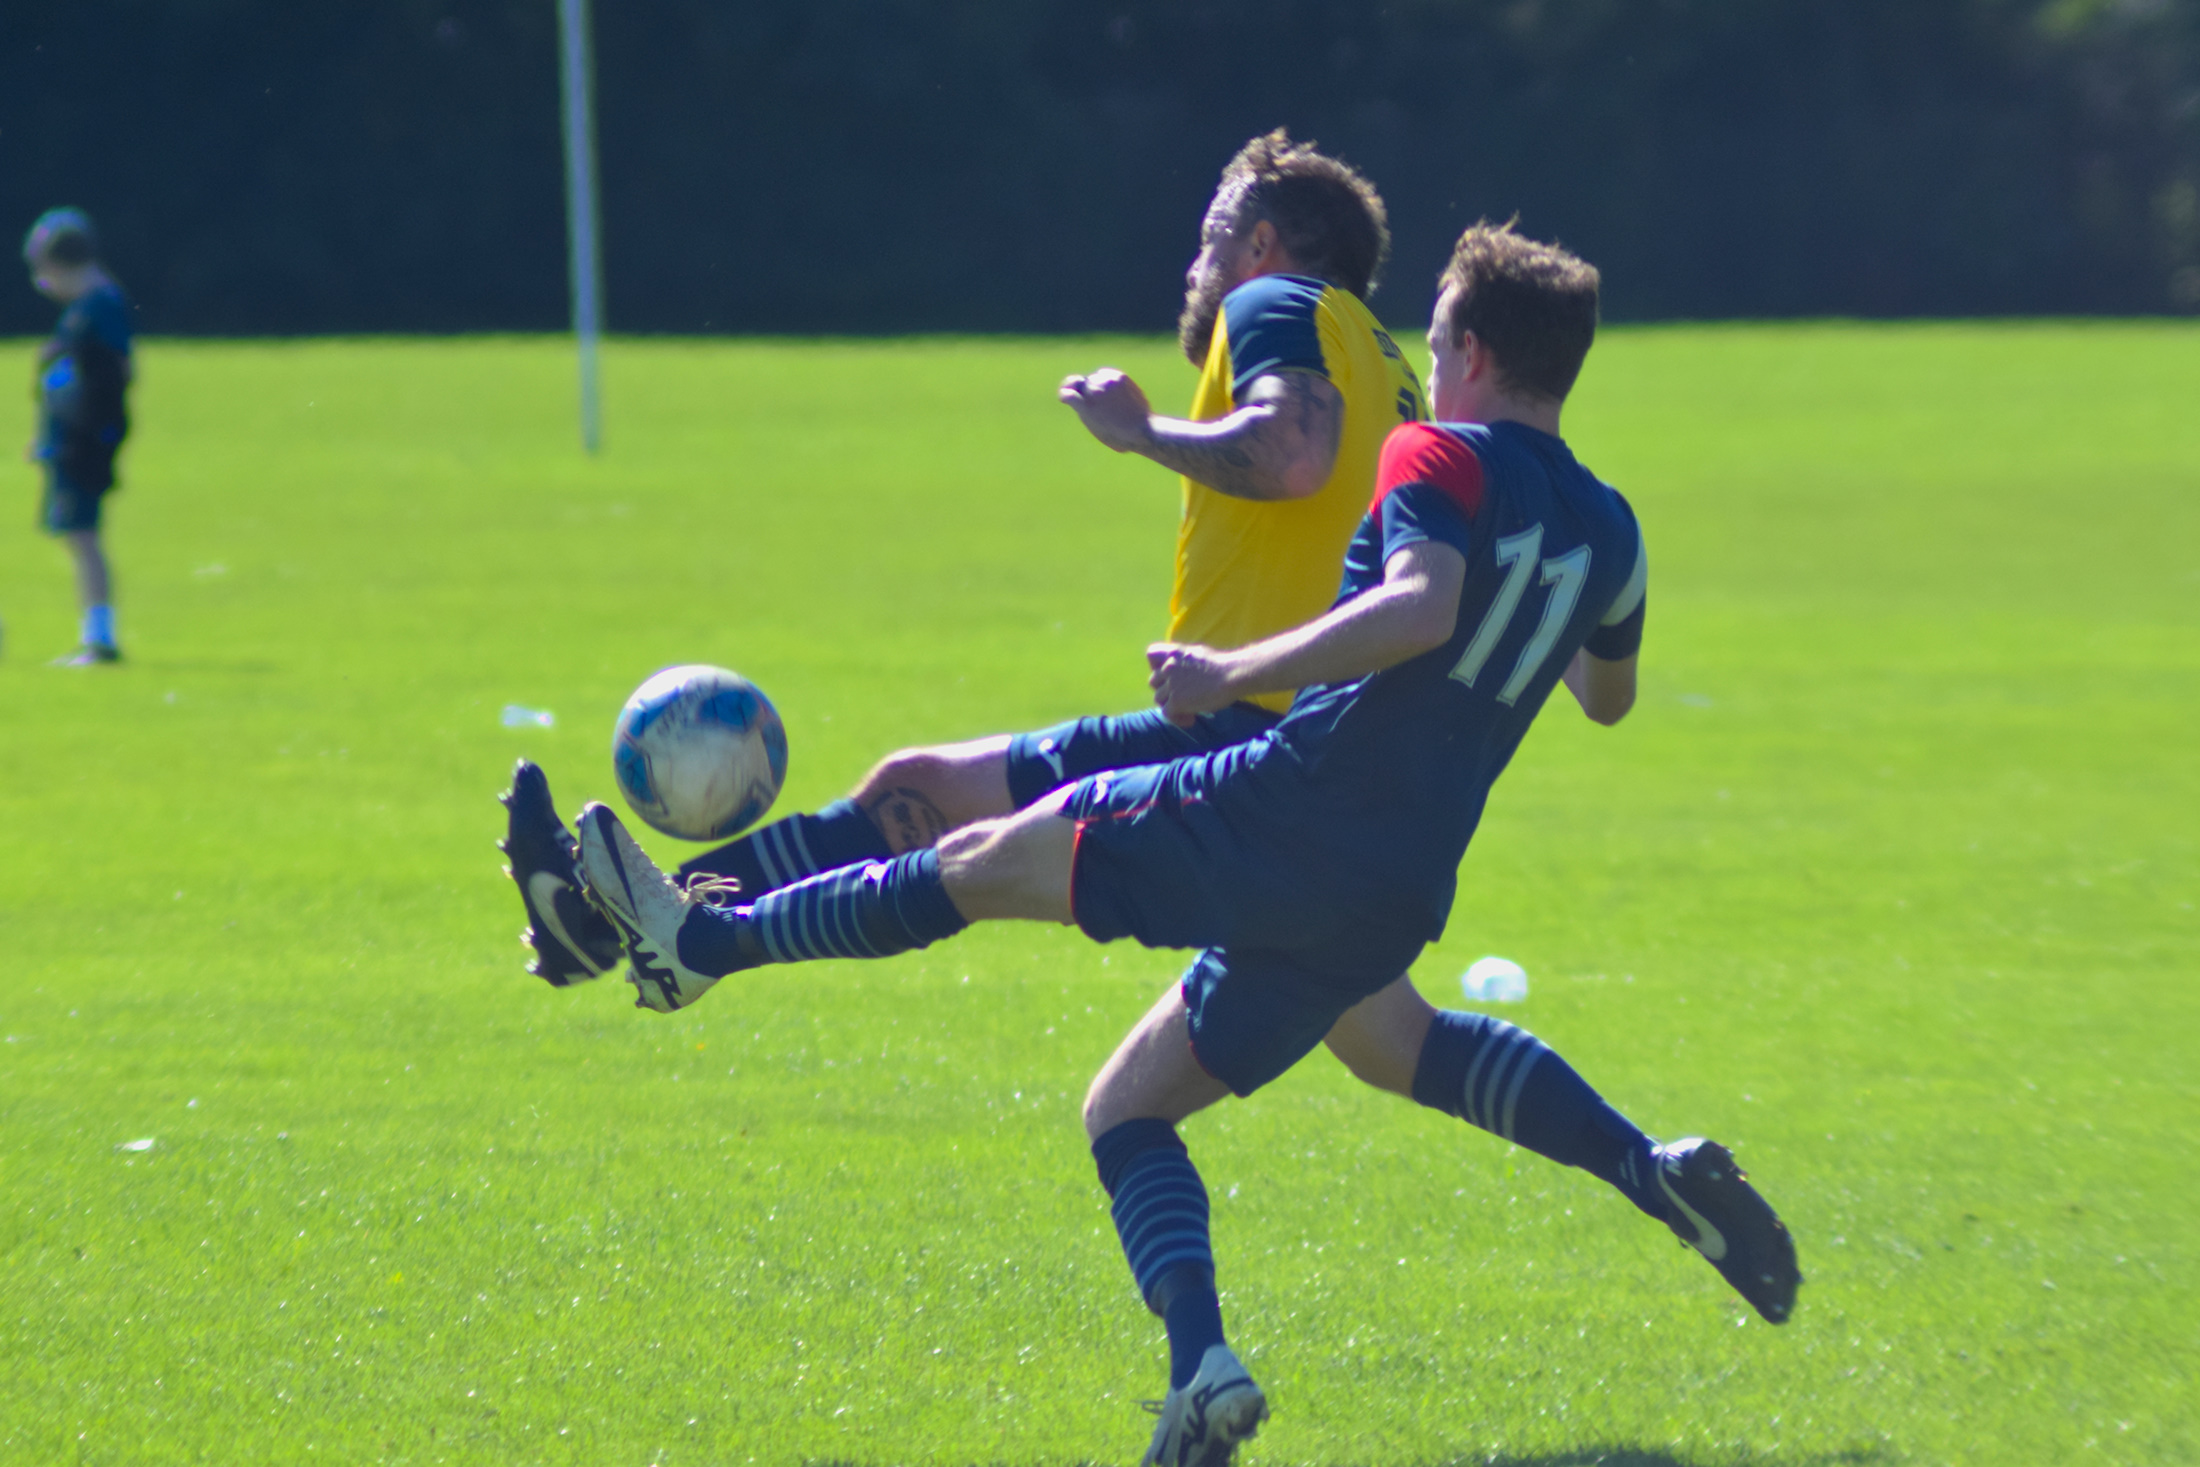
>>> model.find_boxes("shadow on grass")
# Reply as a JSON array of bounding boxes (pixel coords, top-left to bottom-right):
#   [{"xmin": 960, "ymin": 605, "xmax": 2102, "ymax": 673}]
[
  {"xmin": 806, "ymin": 1452, "xmax": 1893, "ymax": 1467},
  {"xmin": 1404, "ymin": 1448, "xmax": 1894, "ymax": 1467}
]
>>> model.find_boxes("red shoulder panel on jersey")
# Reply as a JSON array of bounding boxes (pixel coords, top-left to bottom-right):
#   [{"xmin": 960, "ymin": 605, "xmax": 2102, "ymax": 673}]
[{"xmin": 1372, "ymin": 422, "xmax": 1485, "ymax": 518}]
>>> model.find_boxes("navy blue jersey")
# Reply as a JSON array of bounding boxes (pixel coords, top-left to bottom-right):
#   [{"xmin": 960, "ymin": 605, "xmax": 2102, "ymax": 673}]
[
  {"xmin": 1271, "ymin": 420, "xmax": 1647, "ymax": 928},
  {"xmin": 37, "ymin": 280, "xmax": 134, "ymax": 490}
]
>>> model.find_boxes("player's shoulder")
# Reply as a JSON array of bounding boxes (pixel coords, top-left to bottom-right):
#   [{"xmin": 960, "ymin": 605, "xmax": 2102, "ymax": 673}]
[
  {"xmin": 1488, "ymin": 423, "xmax": 1640, "ymax": 557},
  {"xmin": 1470, "ymin": 421, "xmax": 1624, "ymax": 498},
  {"xmin": 1374, "ymin": 422, "xmax": 1486, "ymax": 514},
  {"xmin": 1220, "ymin": 274, "xmax": 1337, "ymax": 392},
  {"xmin": 1222, "ymin": 272, "xmax": 1328, "ymax": 335}
]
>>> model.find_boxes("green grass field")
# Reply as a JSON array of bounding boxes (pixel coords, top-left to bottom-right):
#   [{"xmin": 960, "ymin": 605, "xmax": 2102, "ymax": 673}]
[{"xmin": 1, "ymin": 325, "xmax": 2194, "ymax": 1466}]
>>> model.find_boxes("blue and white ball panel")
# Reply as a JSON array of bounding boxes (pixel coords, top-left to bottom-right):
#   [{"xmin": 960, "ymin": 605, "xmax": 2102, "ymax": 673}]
[{"xmin": 612, "ymin": 664, "xmax": 788, "ymax": 841}]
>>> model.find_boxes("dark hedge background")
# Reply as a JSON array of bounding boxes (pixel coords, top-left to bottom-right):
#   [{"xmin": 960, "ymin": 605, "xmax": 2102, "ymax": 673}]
[{"xmin": 4, "ymin": 0, "xmax": 2198, "ymax": 334}]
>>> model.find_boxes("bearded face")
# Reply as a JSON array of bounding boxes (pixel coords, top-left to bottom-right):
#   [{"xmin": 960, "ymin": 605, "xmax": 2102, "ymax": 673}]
[
  {"xmin": 1176, "ymin": 266, "xmax": 1231, "ymax": 366},
  {"xmin": 1177, "ymin": 194, "xmax": 1253, "ymax": 365}
]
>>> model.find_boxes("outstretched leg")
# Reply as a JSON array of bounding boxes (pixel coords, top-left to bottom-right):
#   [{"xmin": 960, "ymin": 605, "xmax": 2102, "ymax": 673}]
[
  {"xmin": 676, "ymin": 735, "xmax": 1014, "ymax": 888},
  {"xmin": 504, "ymin": 738, "xmax": 1018, "ymax": 986},
  {"xmin": 1325, "ymin": 977, "xmax": 1801, "ymax": 1322},
  {"xmin": 672, "ymin": 703, "xmax": 1267, "ymax": 895},
  {"xmin": 1327, "ymin": 978, "xmax": 1666, "ymax": 1215},
  {"xmin": 573, "ymin": 792, "xmax": 1077, "ymax": 1010},
  {"xmin": 523, "ymin": 703, "xmax": 1249, "ymax": 986}
]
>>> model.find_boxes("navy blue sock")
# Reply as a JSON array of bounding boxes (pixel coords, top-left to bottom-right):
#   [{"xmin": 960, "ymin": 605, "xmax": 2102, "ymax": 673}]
[
  {"xmin": 1093, "ymin": 1119, "xmax": 1227, "ymax": 1389},
  {"xmin": 676, "ymin": 799, "xmax": 889, "ymax": 895},
  {"xmin": 674, "ymin": 848, "xmax": 968, "ymax": 975},
  {"xmin": 1412, "ymin": 1009, "xmax": 1665, "ymax": 1218},
  {"xmin": 1159, "ymin": 1272, "xmax": 1226, "ymax": 1390}
]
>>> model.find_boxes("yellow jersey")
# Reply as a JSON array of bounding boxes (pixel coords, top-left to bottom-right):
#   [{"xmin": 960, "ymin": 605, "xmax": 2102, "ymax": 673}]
[{"xmin": 1169, "ymin": 273, "xmax": 1427, "ymax": 711}]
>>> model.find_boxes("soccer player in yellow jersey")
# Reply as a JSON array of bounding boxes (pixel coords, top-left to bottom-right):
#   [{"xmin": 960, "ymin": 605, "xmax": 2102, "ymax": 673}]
[
  {"xmin": 1065, "ymin": 151, "xmax": 1428, "ymax": 706},
  {"xmin": 838, "ymin": 128, "xmax": 1427, "ymax": 823}
]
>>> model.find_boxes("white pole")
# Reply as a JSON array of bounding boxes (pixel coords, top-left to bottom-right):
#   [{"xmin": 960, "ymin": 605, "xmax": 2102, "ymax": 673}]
[{"xmin": 557, "ymin": 0, "xmax": 604, "ymax": 453}]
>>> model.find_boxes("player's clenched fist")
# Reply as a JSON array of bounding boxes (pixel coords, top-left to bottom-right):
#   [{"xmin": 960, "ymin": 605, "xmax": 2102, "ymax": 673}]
[
  {"xmin": 1146, "ymin": 642, "xmax": 1236, "ymax": 727},
  {"xmin": 1059, "ymin": 368, "xmax": 1154, "ymax": 453}
]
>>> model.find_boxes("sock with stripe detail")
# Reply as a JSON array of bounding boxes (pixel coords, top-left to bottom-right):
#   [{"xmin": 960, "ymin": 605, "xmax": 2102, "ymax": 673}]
[
  {"xmin": 676, "ymin": 799, "xmax": 889, "ymax": 896},
  {"xmin": 1412, "ymin": 1009, "xmax": 1665, "ymax": 1218},
  {"xmin": 674, "ymin": 848, "xmax": 967, "ymax": 976},
  {"xmin": 1093, "ymin": 1118, "xmax": 1227, "ymax": 1389}
]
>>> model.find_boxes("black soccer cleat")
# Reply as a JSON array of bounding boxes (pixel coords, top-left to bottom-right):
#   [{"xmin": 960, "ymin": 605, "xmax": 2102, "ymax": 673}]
[
  {"xmin": 1655, "ymin": 1137, "xmax": 1802, "ymax": 1324},
  {"xmin": 498, "ymin": 758, "xmax": 624, "ymax": 985}
]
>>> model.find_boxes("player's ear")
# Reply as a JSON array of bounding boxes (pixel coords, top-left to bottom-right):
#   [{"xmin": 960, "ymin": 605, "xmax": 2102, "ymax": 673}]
[
  {"xmin": 1459, "ymin": 329, "xmax": 1493, "ymax": 381},
  {"xmin": 1245, "ymin": 217, "xmax": 1279, "ymax": 265}
]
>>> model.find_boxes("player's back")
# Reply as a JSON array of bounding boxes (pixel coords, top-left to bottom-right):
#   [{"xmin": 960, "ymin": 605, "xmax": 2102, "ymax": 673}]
[{"xmin": 1273, "ymin": 420, "xmax": 1646, "ymax": 928}]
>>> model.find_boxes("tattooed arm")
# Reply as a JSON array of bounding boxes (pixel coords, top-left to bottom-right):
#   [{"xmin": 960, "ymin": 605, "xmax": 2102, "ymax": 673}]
[{"xmin": 1060, "ymin": 367, "xmax": 1344, "ymax": 501}]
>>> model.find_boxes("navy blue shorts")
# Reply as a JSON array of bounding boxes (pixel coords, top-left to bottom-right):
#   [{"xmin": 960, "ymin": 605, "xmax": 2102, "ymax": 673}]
[
  {"xmin": 1004, "ymin": 703, "xmax": 1281, "ymax": 809},
  {"xmin": 1064, "ymin": 745, "xmax": 1429, "ymax": 1096},
  {"xmin": 41, "ymin": 470, "xmax": 109, "ymax": 534}
]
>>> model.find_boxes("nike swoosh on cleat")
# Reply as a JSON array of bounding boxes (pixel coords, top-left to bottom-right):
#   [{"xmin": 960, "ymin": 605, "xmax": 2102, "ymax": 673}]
[
  {"xmin": 1660, "ymin": 1168, "xmax": 1729, "ymax": 1261},
  {"xmin": 528, "ymin": 871, "xmax": 610, "ymax": 975}
]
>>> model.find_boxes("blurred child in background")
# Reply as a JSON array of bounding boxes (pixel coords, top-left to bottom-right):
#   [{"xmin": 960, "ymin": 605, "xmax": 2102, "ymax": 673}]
[{"xmin": 24, "ymin": 207, "xmax": 134, "ymax": 665}]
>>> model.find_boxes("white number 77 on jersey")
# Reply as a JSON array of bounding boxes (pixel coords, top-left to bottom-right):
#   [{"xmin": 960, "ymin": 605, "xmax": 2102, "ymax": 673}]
[{"xmin": 1447, "ymin": 524, "xmax": 1595, "ymax": 707}]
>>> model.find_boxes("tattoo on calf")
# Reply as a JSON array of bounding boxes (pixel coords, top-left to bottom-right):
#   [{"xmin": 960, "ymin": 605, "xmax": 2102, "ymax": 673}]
[{"xmin": 865, "ymin": 786, "xmax": 952, "ymax": 854}]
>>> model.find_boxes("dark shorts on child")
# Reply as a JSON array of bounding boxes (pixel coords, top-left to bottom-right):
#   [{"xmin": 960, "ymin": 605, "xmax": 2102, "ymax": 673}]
[
  {"xmin": 1063, "ymin": 738, "xmax": 1434, "ymax": 1097},
  {"xmin": 41, "ymin": 466, "xmax": 111, "ymax": 534}
]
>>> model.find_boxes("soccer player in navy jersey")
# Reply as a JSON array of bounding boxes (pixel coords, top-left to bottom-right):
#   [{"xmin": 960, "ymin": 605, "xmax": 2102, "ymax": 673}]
[
  {"xmin": 566, "ymin": 223, "xmax": 1799, "ymax": 1464},
  {"xmin": 21, "ymin": 208, "xmax": 134, "ymax": 665}
]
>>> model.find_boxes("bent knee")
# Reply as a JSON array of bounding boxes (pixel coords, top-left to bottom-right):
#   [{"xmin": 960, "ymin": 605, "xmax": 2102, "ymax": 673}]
[
  {"xmin": 853, "ymin": 737, "xmax": 1012, "ymax": 826},
  {"xmin": 1082, "ymin": 1068, "xmax": 1141, "ymax": 1141},
  {"xmin": 934, "ymin": 817, "xmax": 1002, "ymax": 864},
  {"xmin": 936, "ymin": 807, "xmax": 1075, "ymax": 925},
  {"xmin": 1322, "ymin": 1032, "xmax": 1390, "ymax": 1089},
  {"xmin": 855, "ymin": 746, "xmax": 951, "ymax": 802},
  {"xmin": 1323, "ymin": 980, "xmax": 1435, "ymax": 1098}
]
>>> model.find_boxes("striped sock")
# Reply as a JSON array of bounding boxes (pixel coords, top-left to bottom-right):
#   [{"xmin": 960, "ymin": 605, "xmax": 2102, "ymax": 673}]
[
  {"xmin": 1093, "ymin": 1119, "xmax": 1226, "ymax": 1389},
  {"xmin": 676, "ymin": 799, "xmax": 888, "ymax": 895},
  {"xmin": 1411, "ymin": 1009, "xmax": 1664, "ymax": 1218},
  {"xmin": 674, "ymin": 848, "xmax": 967, "ymax": 975}
]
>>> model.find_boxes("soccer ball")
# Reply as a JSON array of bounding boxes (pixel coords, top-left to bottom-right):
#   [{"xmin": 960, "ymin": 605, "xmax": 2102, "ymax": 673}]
[{"xmin": 611, "ymin": 665, "xmax": 788, "ymax": 841}]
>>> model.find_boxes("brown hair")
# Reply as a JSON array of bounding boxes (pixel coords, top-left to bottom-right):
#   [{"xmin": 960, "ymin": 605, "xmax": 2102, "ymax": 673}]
[
  {"xmin": 1438, "ymin": 220, "xmax": 1600, "ymax": 402},
  {"xmin": 1216, "ymin": 129, "xmax": 1390, "ymax": 300}
]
